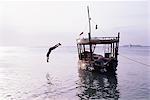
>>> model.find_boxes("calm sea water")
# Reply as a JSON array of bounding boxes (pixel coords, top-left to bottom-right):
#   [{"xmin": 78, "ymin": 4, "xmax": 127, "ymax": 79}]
[{"xmin": 0, "ymin": 46, "xmax": 149, "ymax": 100}]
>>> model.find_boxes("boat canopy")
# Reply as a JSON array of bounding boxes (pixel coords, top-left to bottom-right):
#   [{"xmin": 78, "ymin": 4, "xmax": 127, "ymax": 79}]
[{"xmin": 77, "ymin": 37, "xmax": 119, "ymax": 45}]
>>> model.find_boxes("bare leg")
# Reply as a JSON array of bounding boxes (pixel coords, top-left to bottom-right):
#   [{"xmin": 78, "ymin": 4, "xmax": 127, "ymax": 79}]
[{"xmin": 47, "ymin": 57, "xmax": 49, "ymax": 62}]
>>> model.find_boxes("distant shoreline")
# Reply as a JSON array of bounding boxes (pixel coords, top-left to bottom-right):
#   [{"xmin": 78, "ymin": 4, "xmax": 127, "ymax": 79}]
[{"xmin": 121, "ymin": 45, "xmax": 150, "ymax": 47}]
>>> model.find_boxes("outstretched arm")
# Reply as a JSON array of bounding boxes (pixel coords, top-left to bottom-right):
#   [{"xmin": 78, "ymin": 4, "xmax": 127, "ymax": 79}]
[
  {"xmin": 54, "ymin": 43, "xmax": 61, "ymax": 48},
  {"xmin": 51, "ymin": 43, "xmax": 61, "ymax": 50}
]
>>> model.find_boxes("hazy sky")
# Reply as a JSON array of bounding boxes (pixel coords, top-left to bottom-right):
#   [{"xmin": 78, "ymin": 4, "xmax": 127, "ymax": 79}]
[{"xmin": 0, "ymin": 1, "xmax": 149, "ymax": 46}]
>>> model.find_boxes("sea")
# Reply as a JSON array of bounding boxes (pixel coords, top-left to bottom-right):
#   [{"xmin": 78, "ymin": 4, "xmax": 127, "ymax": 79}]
[{"xmin": 0, "ymin": 46, "xmax": 149, "ymax": 100}]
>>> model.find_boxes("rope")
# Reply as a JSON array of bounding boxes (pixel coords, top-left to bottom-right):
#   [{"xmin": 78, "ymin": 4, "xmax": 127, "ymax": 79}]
[
  {"xmin": 78, "ymin": 22, "xmax": 88, "ymax": 37},
  {"xmin": 83, "ymin": 22, "xmax": 88, "ymax": 33},
  {"xmin": 91, "ymin": 19, "xmax": 97, "ymax": 25},
  {"xmin": 91, "ymin": 19, "xmax": 109, "ymax": 35},
  {"xmin": 119, "ymin": 54, "xmax": 150, "ymax": 67}
]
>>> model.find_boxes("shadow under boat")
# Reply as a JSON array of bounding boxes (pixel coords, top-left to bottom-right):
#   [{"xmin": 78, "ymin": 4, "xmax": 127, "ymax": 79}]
[{"xmin": 77, "ymin": 68, "xmax": 119, "ymax": 100}]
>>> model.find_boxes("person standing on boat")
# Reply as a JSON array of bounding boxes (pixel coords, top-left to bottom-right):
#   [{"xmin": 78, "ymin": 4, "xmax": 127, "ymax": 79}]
[{"xmin": 46, "ymin": 43, "xmax": 61, "ymax": 62}]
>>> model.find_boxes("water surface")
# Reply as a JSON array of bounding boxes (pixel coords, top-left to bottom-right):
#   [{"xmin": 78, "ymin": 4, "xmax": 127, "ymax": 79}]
[{"xmin": 0, "ymin": 46, "xmax": 149, "ymax": 100}]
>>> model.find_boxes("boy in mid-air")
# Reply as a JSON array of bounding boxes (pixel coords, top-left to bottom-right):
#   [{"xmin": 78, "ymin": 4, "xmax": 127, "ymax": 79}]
[{"xmin": 46, "ymin": 43, "xmax": 61, "ymax": 62}]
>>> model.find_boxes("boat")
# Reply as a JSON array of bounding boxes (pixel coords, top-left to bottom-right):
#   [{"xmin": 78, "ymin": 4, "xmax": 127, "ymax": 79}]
[{"xmin": 76, "ymin": 6, "xmax": 120, "ymax": 73}]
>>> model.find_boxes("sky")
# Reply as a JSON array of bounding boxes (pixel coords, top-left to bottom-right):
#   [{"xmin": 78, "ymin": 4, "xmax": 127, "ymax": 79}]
[{"xmin": 0, "ymin": 0, "xmax": 149, "ymax": 47}]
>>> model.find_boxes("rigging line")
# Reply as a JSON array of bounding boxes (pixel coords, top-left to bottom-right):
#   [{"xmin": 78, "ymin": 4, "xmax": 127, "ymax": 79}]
[
  {"xmin": 91, "ymin": 19, "xmax": 109, "ymax": 35},
  {"xmin": 91, "ymin": 19, "xmax": 112, "ymax": 35},
  {"xmin": 99, "ymin": 29, "xmax": 108, "ymax": 34},
  {"xmin": 91, "ymin": 19, "xmax": 97, "ymax": 25},
  {"xmin": 82, "ymin": 22, "xmax": 88, "ymax": 33},
  {"xmin": 78, "ymin": 22, "xmax": 88, "ymax": 37},
  {"xmin": 119, "ymin": 54, "xmax": 150, "ymax": 67}
]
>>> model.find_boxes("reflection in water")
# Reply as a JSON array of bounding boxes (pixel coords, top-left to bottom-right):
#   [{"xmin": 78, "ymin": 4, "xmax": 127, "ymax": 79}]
[{"xmin": 77, "ymin": 69, "xmax": 119, "ymax": 100}]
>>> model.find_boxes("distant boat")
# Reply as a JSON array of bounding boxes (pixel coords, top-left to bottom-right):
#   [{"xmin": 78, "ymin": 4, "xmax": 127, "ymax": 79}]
[
  {"xmin": 122, "ymin": 44, "xmax": 142, "ymax": 47},
  {"xmin": 76, "ymin": 6, "xmax": 120, "ymax": 73}
]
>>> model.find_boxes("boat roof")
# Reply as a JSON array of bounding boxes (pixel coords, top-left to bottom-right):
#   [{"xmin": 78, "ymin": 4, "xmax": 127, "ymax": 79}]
[{"xmin": 77, "ymin": 37, "xmax": 119, "ymax": 45}]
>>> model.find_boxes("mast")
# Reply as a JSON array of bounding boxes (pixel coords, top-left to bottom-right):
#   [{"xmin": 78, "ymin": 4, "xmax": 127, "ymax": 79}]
[{"xmin": 87, "ymin": 6, "xmax": 93, "ymax": 61}]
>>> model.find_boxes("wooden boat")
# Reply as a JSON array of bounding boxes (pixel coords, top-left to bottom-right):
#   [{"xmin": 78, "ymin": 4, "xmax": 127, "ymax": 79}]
[{"xmin": 76, "ymin": 6, "xmax": 120, "ymax": 73}]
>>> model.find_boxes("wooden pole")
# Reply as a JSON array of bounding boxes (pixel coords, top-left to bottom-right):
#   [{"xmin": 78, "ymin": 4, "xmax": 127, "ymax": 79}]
[
  {"xmin": 112, "ymin": 43, "xmax": 114, "ymax": 57},
  {"xmin": 115, "ymin": 32, "xmax": 120, "ymax": 59},
  {"xmin": 83, "ymin": 45, "xmax": 86, "ymax": 60},
  {"xmin": 79, "ymin": 45, "xmax": 82, "ymax": 60},
  {"xmin": 87, "ymin": 6, "xmax": 93, "ymax": 61},
  {"xmin": 111, "ymin": 43, "xmax": 112, "ymax": 54},
  {"xmin": 77, "ymin": 44, "xmax": 80, "ymax": 59}
]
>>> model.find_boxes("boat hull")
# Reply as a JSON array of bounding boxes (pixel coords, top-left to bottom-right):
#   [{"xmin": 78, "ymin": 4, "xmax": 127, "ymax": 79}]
[{"xmin": 78, "ymin": 58, "xmax": 118, "ymax": 73}]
